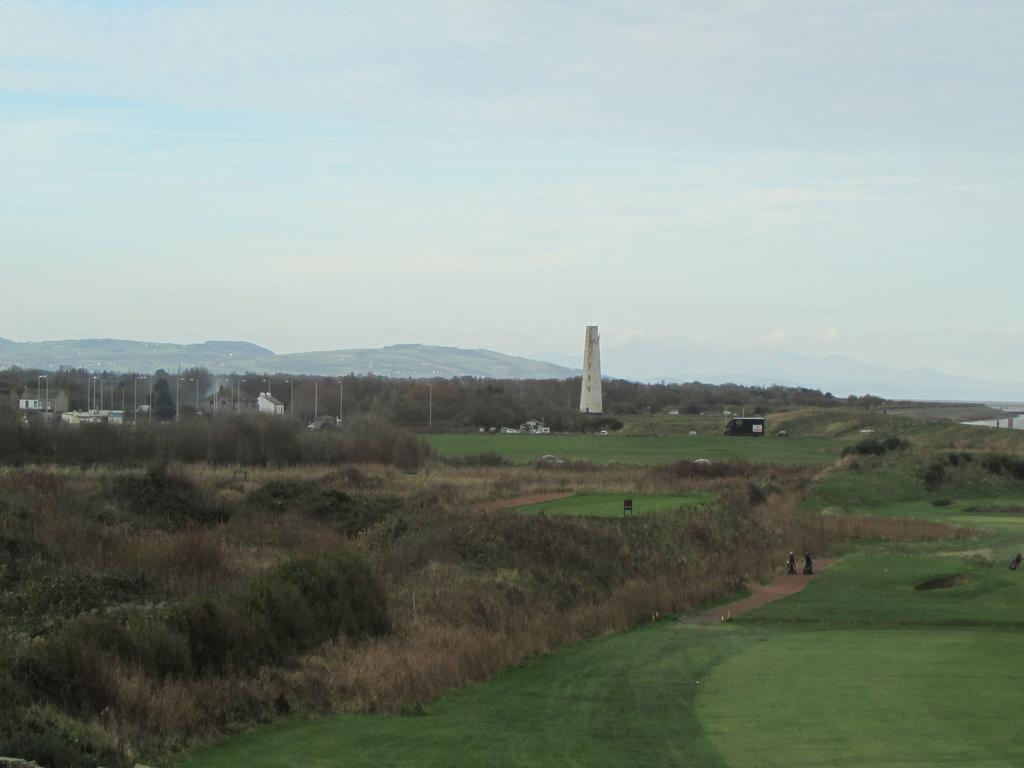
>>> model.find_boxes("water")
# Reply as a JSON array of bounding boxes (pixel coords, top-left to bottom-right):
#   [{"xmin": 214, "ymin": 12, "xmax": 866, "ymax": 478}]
[{"xmin": 961, "ymin": 402, "xmax": 1024, "ymax": 430}]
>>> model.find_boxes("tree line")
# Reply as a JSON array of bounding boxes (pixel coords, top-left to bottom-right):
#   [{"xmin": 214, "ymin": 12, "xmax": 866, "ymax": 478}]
[{"xmin": 0, "ymin": 366, "xmax": 883, "ymax": 431}]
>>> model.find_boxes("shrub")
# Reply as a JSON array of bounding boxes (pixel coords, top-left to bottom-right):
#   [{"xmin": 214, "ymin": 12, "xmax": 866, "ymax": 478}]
[
  {"xmin": 922, "ymin": 461, "xmax": 946, "ymax": 489},
  {"xmin": 173, "ymin": 550, "xmax": 390, "ymax": 672},
  {"xmin": 441, "ymin": 452, "xmax": 511, "ymax": 467},
  {"xmin": 107, "ymin": 466, "xmax": 229, "ymax": 528},
  {"xmin": 981, "ymin": 454, "xmax": 1024, "ymax": 480},
  {"xmin": 246, "ymin": 480, "xmax": 400, "ymax": 538},
  {"xmin": 14, "ymin": 614, "xmax": 190, "ymax": 714},
  {"xmin": 0, "ymin": 704, "xmax": 122, "ymax": 768},
  {"xmin": 842, "ymin": 439, "xmax": 885, "ymax": 457},
  {"xmin": 841, "ymin": 437, "xmax": 910, "ymax": 457}
]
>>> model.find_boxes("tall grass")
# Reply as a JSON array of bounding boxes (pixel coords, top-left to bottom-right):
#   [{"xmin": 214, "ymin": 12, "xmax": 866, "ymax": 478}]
[{"xmin": 0, "ymin": 415, "xmax": 430, "ymax": 470}]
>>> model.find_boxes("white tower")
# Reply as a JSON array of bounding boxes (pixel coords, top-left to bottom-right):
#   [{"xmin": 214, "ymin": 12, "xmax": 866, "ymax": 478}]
[{"xmin": 579, "ymin": 325, "xmax": 603, "ymax": 414}]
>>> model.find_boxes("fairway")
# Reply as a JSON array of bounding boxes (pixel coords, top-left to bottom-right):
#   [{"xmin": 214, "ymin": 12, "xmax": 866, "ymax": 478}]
[
  {"xmin": 512, "ymin": 492, "xmax": 712, "ymax": 517},
  {"xmin": 699, "ymin": 628, "xmax": 1024, "ymax": 767},
  {"xmin": 427, "ymin": 433, "xmax": 842, "ymax": 466},
  {"xmin": 173, "ymin": 548, "xmax": 1024, "ymax": 768}
]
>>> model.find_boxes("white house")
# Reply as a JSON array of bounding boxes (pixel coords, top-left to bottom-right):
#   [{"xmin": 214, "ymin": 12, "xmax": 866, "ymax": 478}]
[
  {"xmin": 257, "ymin": 392, "xmax": 285, "ymax": 415},
  {"xmin": 18, "ymin": 389, "xmax": 69, "ymax": 415}
]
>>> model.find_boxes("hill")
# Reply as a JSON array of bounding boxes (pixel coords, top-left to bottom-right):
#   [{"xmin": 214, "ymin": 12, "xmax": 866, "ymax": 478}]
[{"xmin": 0, "ymin": 338, "xmax": 579, "ymax": 379}]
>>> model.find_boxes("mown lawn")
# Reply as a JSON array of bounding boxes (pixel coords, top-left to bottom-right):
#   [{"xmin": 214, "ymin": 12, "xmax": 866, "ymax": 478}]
[
  {"xmin": 426, "ymin": 433, "xmax": 843, "ymax": 466},
  {"xmin": 511, "ymin": 492, "xmax": 712, "ymax": 517},
  {"xmin": 172, "ymin": 545, "xmax": 1024, "ymax": 768}
]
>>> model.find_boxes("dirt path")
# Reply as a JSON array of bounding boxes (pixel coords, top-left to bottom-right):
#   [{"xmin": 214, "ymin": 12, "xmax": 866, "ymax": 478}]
[
  {"xmin": 682, "ymin": 559, "xmax": 834, "ymax": 625},
  {"xmin": 477, "ymin": 492, "xmax": 575, "ymax": 513}
]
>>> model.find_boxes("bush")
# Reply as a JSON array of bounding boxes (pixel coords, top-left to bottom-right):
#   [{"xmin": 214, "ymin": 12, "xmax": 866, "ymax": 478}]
[
  {"xmin": 922, "ymin": 461, "xmax": 946, "ymax": 489},
  {"xmin": 982, "ymin": 454, "xmax": 1024, "ymax": 480},
  {"xmin": 174, "ymin": 549, "xmax": 390, "ymax": 672},
  {"xmin": 441, "ymin": 452, "xmax": 511, "ymax": 467},
  {"xmin": 0, "ymin": 705, "xmax": 122, "ymax": 768},
  {"xmin": 13, "ymin": 551, "xmax": 389, "ymax": 719},
  {"xmin": 107, "ymin": 466, "xmax": 229, "ymax": 528},
  {"xmin": 15, "ymin": 614, "xmax": 189, "ymax": 714},
  {"xmin": 247, "ymin": 480, "xmax": 401, "ymax": 537},
  {"xmin": 841, "ymin": 437, "xmax": 910, "ymax": 458}
]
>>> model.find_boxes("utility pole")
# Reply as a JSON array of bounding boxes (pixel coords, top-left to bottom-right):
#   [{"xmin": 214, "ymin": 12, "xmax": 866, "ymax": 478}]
[
  {"xmin": 314, "ymin": 379, "xmax": 318, "ymax": 421},
  {"xmin": 176, "ymin": 365, "xmax": 181, "ymax": 423},
  {"xmin": 428, "ymin": 381, "xmax": 432, "ymax": 430},
  {"xmin": 339, "ymin": 377, "xmax": 343, "ymax": 427}
]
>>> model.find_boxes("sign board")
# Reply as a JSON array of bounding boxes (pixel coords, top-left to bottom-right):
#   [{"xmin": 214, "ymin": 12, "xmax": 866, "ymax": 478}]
[
  {"xmin": 753, "ymin": 424, "xmax": 764, "ymax": 434},
  {"xmin": 624, "ymin": 498, "xmax": 633, "ymax": 515}
]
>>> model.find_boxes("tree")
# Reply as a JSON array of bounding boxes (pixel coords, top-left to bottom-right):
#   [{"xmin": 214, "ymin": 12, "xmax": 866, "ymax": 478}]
[{"xmin": 152, "ymin": 377, "xmax": 176, "ymax": 421}]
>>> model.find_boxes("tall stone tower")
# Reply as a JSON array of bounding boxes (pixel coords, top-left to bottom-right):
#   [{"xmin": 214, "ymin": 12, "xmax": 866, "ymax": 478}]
[{"xmin": 579, "ymin": 325, "xmax": 603, "ymax": 414}]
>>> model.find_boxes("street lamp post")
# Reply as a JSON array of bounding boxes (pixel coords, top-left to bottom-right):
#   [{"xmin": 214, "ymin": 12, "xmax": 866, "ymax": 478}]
[
  {"xmin": 428, "ymin": 382, "xmax": 432, "ymax": 430},
  {"xmin": 91, "ymin": 376, "xmax": 98, "ymax": 412},
  {"xmin": 285, "ymin": 379, "xmax": 293, "ymax": 416},
  {"xmin": 339, "ymin": 377, "xmax": 343, "ymax": 427},
  {"xmin": 314, "ymin": 379, "xmax": 318, "ymax": 421}
]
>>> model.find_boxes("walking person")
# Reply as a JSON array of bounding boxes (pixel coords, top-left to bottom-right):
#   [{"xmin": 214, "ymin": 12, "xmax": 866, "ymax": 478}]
[
  {"xmin": 803, "ymin": 552, "xmax": 814, "ymax": 576},
  {"xmin": 787, "ymin": 551, "xmax": 797, "ymax": 575}
]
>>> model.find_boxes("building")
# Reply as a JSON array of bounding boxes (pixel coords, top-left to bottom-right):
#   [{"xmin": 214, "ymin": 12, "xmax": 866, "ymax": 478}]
[
  {"xmin": 18, "ymin": 388, "xmax": 69, "ymax": 419},
  {"xmin": 257, "ymin": 392, "xmax": 285, "ymax": 415},
  {"xmin": 520, "ymin": 420, "xmax": 551, "ymax": 434},
  {"xmin": 579, "ymin": 325, "xmax": 603, "ymax": 415},
  {"xmin": 202, "ymin": 386, "xmax": 258, "ymax": 414},
  {"xmin": 61, "ymin": 410, "xmax": 122, "ymax": 425}
]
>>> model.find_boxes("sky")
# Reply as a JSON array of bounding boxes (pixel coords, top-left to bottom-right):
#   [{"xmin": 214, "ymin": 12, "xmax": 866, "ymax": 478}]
[{"xmin": 2, "ymin": 1, "xmax": 1023, "ymax": 381}]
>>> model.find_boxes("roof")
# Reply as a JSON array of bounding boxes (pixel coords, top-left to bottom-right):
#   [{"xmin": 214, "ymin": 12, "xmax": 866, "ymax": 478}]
[{"xmin": 259, "ymin": 393, "xmax": 284, "ymax": 406}]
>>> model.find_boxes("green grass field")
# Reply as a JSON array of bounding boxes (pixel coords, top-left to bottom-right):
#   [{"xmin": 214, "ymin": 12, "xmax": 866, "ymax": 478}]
[
  {"xmin": 511, "ymin": 492, "xmax": 712, "ymax": 517},
  {"xmin": 173, "ymin": 540, "xmax": 1024, "ymax": 768},
  {"xmin": 427, "ymin": 433, "xmax": 843, "ymax": 466}
]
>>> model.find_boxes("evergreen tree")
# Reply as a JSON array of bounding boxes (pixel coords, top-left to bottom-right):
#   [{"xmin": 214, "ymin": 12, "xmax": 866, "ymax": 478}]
[{"xmin": 152, "ymin": 376, "xmax": 176, "ymax": 421}]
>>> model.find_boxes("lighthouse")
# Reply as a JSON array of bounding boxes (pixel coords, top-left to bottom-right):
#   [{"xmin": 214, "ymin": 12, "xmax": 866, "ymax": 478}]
[{"xmin": 579, "ymin": 325, "xmax": 603, "ymax": 414}]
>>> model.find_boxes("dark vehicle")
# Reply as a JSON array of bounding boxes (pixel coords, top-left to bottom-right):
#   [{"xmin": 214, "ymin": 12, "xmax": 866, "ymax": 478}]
[{"xmin": 723, "ymin": 417, "xmax": 765, "ymax": 436}]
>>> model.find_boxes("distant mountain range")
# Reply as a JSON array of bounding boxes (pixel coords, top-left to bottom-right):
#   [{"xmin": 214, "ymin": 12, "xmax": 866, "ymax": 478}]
[
  {"xmin": 601, "ymin": 341, "xmax": 1024, "ymax": 402},
  {"xmin": 0, "ymin": 338, "xmax": 578, "ymax": 380},
  {"xmin": 1, "ymin": 336, "xmax": 1021, "ymax": 401}
]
